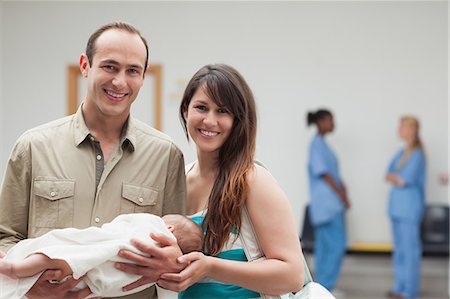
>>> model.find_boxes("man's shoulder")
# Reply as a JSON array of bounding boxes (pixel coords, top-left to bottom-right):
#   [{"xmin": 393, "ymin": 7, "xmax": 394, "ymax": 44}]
[
  {"xmin": 22, "ymin": 115, "xmax": 73, "ymax": 135},
  {"xmin": 18, "ymin": 115, "xmax": 74, "ymax": 142},
  {"xmin": 131, "ymin": 118, "xmax": 179, "ymax": 148}
]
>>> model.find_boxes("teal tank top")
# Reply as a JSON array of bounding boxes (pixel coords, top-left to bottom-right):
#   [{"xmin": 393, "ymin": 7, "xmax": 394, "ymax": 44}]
[{"xmin": 179, "ymin": 213, "xmax": 260, "ymax": 299}]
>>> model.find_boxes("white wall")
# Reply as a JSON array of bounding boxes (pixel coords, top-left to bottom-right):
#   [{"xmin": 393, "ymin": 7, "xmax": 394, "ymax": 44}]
[
  {"xmin": 0, "ymin": 2, "xmax": 3, "ymax": 174},
  {"xmin": 1, "ymin": 1, "xmax": 447, "ymax": 246}
]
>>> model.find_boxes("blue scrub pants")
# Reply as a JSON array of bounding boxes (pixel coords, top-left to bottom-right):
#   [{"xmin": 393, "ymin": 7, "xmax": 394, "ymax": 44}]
[
  {"xmin": 391, "ymin": 218, "xmax": 422, "ymax": 299},
  {"xmin": 314, "ymin": 213, "xmax": 347, "ymax": 291}
]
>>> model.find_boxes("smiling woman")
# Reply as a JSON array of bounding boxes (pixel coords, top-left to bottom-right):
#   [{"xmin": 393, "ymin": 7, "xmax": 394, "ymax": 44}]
[{"xmin": 67, "ymin": 64, "xmax": 163, "ymax": 130}]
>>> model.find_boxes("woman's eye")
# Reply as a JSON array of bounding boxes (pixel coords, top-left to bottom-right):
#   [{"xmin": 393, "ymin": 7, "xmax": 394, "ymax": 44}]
[
  {"xmin": 218, "ymin": 108, "xmax": 229, "ymax": 114},
  {"xmin": 194, "ymin": 105, "xmax": 207, "ymax": 111}
]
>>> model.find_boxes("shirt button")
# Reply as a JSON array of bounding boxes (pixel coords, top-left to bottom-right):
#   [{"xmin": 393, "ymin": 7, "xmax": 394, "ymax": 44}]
[
  {"xmin": 96, "ymin": 155, "xmax": 102, "ymax": 161},
  {"xmin": 50, "ymin": 191, "xmax": 57, "ymax": 197},
  {"xmin": 138, "ymin": 197, "xmax": 144, "ymax": 203},
  {"xmin": 94, "ymin": 217, "xmax": 100, "ymax": 223}
]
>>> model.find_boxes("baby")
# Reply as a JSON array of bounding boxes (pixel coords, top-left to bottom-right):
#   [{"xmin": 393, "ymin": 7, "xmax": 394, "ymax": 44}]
[{"xmin": 0, "ymin": 213, "xmax": 203, "ymax": 299}]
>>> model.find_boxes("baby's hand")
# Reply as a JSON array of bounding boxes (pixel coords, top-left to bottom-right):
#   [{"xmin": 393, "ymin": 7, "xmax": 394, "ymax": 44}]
[{"xmin": 0, "ymin": 256, "xmax": 16, "ymax": 279}]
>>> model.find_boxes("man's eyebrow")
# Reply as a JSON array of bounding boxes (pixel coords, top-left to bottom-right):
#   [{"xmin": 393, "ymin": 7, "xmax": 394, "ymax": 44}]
[{"xmin": 99, "ymin": 59, "xmax": 120, "ymax": 66}]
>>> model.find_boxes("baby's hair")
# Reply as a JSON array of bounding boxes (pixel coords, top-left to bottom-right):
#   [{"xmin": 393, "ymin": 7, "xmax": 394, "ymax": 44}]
[{"xmin": 162, "ymin": 214, "xmax": 203, "ymax": 254}]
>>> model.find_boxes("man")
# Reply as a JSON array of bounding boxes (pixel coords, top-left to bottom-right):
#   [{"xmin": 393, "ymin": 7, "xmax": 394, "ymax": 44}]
[{"xmin": 0, "ymin": 22, "xmax": 186, "ymax": 299}]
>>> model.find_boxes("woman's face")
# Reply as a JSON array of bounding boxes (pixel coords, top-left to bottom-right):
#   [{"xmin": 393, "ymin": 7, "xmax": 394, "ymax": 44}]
[
  {"xmin": 398, "ymin": 120, "xmax": 416, "ymax": 143},
  {"xmin": 184, "ymin": 86, "xmax": 234, "ymax": 156},
  {"xmin": 318, "ymin": 115, "xmax": 334, "ymax": 134}
]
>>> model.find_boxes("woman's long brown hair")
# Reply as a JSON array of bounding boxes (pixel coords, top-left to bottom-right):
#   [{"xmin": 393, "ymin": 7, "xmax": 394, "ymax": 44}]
[{"xmin": 180, "ymin": 64, "xmax": 257, "ymax": 256}]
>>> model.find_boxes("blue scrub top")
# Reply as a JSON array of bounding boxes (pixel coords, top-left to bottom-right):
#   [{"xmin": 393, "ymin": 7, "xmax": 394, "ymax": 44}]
[
  {"xmin": 308, "ymin": 134, "xmax": 344, "ymax": 226},
  {"xmin": 387, "ymin": 148, "xmax": 426, "ymax": 222}
]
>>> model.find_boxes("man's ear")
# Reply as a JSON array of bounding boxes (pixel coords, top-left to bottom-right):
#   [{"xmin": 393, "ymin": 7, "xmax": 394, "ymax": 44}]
[
  {"xmin": 79, "ymin": 53, "xmax": 90, "ymax": 78},
  {"xmin": 167, "ymin": 225, "xmax": 175, "ymax": 232},
  {"xmin": 142, "ymin": 65, "xmax": 149, "ymax": 79}
]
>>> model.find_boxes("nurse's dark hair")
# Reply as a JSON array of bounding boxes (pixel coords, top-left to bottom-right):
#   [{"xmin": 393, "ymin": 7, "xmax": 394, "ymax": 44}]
[
  {"xmin": 85, "ymin": 21, "xmax": 149, "ymax": 74},
  {"xmin": 179, "ymin": 64, "xmax": 257, "ymax": 256},
  {"xmin": 306, "ymin": 109, "xmax": 332, "ymax": 126}
]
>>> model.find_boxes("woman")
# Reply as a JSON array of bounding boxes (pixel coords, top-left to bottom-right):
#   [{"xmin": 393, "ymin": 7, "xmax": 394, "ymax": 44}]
[
  {"xmin": 306, "ymin": 109, "xmax": 349, "ymax": 292},
  {"xmin": 157, "ymin": 64, "xmax": 304, "ymax": 298},
  {"xmin": 386, "ymin": 116, "xmax": 425, "ymax": 299}
]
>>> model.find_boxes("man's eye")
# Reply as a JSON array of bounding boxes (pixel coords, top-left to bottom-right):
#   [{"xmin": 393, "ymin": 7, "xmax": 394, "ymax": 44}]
[
  {"xmin": 102, "ymin": 66, "xmax": 116, "ymax": 72},
  {"xmin": 128, "ymin": 69, "xmax": 140, "ymax": 76}
]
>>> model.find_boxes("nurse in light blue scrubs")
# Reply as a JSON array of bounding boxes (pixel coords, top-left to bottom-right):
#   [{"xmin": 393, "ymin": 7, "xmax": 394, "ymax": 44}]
[
  {"xmin": 386, "ymin": 116, "xmax": 425, "ymax": 299},
  {"xmin": 306, "ymin": 109, "xmax": 350, "ymax": 292}
]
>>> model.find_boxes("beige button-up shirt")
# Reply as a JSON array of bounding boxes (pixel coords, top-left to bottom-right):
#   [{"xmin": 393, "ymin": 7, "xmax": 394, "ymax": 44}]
[{"xmin": 0, "ymin": 106, "xmax": 186, "ymax": 299}]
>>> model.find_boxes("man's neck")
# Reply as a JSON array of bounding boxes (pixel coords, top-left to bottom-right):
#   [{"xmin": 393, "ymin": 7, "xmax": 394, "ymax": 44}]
[{"xmin": 82, "ymin": 102, "xmax": 128, "ymax": 142}]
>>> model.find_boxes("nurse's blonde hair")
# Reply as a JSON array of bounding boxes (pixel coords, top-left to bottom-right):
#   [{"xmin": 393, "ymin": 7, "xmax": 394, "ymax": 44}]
[{"xmin": 397, "ymin": 116, "xmax": 423, "ymax": 169}]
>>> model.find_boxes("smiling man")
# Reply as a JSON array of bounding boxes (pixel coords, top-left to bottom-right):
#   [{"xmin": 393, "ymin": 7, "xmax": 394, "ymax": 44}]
[{"xmin": 0, "ymin": 22, "xmax": 186, "ymax": 299}]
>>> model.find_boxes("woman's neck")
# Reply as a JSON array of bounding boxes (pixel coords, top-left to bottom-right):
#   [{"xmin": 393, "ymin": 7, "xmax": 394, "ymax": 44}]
[{"xmin": 196, "ymin": 151, "xmax": 219, "ymax": 179}]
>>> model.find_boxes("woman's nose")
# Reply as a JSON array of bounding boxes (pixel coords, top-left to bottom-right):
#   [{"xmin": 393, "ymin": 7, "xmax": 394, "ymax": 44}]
[{"xmin": 203, "ymin": 112, "xmax": 218, "ymax": 126}]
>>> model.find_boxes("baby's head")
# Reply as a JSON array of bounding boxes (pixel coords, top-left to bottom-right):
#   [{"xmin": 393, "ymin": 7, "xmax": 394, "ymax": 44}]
[{"xmin": 162, "ymin": 214, "xmax": 203, "ymax": 254}]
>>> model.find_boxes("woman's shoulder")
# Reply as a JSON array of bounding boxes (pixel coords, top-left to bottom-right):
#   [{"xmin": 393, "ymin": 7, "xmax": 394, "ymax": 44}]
[
  {"xmin": 247, "ymin": 163, "xmax": 279, "ymax": 193},
  {"xmin": 410, "ymin": 148, "xmax": 425, "ymax": 162}
]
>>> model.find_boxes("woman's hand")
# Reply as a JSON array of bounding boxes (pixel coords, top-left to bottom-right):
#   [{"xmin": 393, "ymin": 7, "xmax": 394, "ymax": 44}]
[
  {"xmin": 386, "ymin": 173, "xmax": 405, "ymax": 187},
  {"xmin": 156, "ymin": 251, "xmax": 211, "ymax": 292},
  {"xmin": 337, "ymin": 186, "xmax": 350, "ymax": 209}
]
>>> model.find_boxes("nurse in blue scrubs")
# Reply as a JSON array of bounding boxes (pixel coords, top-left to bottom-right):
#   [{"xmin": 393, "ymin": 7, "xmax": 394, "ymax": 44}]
[
  {"xmin": 386, "ymin": 116, "xmax": 425, "ymax": 299},
  {"xmin": 306, "ymin": 109, "xmax": 350, "ymax": 292}
]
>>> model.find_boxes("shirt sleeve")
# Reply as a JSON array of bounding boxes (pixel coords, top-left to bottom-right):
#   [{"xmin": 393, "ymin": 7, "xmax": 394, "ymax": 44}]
[
  {"xmin": 309, "ymin": 139, "xmax": 329, "ymax": 178},
  {"xmin": 397, "ymin": 149, "xmax": 425, "ymax": 187},
  {"xmin": 162, "ymin": 143, "xmax": 186, "ymax": 215},
  {"xmin": 0, "ymin": 136, "xmax": 32, "ymax": 252},
  {"xmin": 387, "ymin": 151, "xmax": 401, "ymax": 174}
]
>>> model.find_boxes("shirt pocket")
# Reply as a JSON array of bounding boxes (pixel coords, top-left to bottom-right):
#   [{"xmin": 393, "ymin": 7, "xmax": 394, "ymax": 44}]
[
  {"xmin": 121, "ymin": 183, "xmax": 160, "ymax": 214},
  {"xmin": 33, "ymin": 179, "xmax": 75, "ymax": 228}
]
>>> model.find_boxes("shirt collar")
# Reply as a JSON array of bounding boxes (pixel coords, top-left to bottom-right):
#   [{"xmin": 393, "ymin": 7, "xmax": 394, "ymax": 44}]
[{"xmin": 73, "ymin": 104, "xmax": 136, "ymax": 152}]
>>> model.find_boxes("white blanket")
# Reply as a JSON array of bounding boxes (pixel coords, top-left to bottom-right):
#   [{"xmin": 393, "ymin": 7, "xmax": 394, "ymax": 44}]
[{"xmin": 0, "ymin": 213, "xmax": 176, "ymax": 299}]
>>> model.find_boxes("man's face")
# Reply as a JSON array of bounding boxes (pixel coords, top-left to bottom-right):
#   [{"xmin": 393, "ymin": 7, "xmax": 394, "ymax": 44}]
[{"xmin": 80, "ymin": 29, "xmax": 147, "ymax": 120}]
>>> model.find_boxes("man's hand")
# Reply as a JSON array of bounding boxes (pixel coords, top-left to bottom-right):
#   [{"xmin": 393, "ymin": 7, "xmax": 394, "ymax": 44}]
[
  {"xmin": 116, "ymin": 232, "xmax": 187, "ymax": 292},
  {"xmin": 26, "ymin": 270, "xmax": 92, "ymax": 299}
]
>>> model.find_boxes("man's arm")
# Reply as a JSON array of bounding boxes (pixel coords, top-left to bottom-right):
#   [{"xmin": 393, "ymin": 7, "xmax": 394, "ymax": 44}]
[
  {"xmin": 0, "ymin": 138, "xmax": 32, "ymax": 252},
  {"xmin": 162, "ymin": 143, "xmax": 186, "ymax": 215},
  {"xmin": 26, "ymin": 270, "xmax": 92, "ymax": 299}
]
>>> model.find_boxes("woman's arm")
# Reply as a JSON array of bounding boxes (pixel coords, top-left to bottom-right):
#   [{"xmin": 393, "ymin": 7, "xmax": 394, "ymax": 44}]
[
  {"xmin": 159, "ymin": 165, "xmax": 304, "ymax": 295},
  {"xmin": 385, "ymin": 173, "xmax": 405, "ymax": 187},
  {"xmin": 322, "ymin": 174, "xmax": 350, "ymax": 208}
]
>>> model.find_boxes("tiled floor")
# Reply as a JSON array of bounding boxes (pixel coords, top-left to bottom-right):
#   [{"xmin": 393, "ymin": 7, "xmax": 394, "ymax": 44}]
[{"xmin": 304, "ymin": 253, "xmax": 449, "ymax": 299}]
